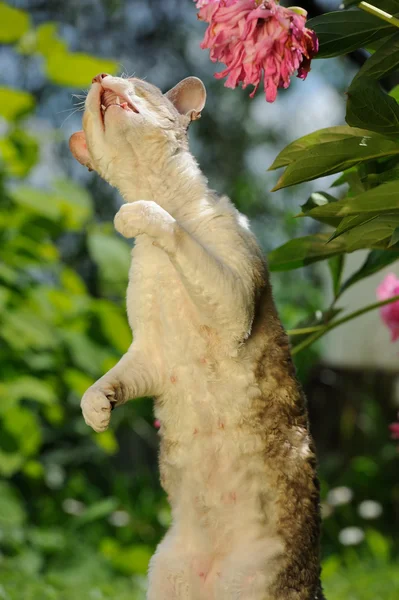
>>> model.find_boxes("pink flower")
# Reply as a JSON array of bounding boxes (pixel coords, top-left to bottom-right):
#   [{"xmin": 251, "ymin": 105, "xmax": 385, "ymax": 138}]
[
  {"xmin": 195, "ymin": 0, "xmax": 318, "ymax": 102},
  {"xmin": 376, "ymin": 273, "xmax": 399, "ymax": 342},
  {"xmin": 389, "ymin": 422, "xmax": 399, "ymax": 440},
  {"xmin": 154, "ymin": 419, "xmax": 161, "ymax": 429}
]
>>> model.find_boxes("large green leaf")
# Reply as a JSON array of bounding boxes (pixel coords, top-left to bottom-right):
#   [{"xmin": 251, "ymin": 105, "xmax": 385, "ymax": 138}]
[
  {"xmin": 268, "ymin": 234, "xmax": 346, "ymax": 271},
  {"xmin": 346, "ymin": 78, "xmax": 399, "ymax": 136},
  {"xmin": 352, "ymin": 31, "xmax": 399, "ymax": 83},
  {"xmin": 307, "ymin": 10, "xmax": 397, "ymax": 59},
  {"xmin": 0, "ymin": 87, "xmax": 35, "ymax": 121},
  {"xmin": 269, "ymin": 126, "xmax": 372, "ymax": 171},
  {"xmin": 270, "ymin": 130, "xmax": 399, "ymax": 190},
  {"xmin": 300, "ymin": 181, "xmax": 399, "ymax": 219},
  {"xmin": 340, "ymin": 249, "xmax": 399, "ymax": 293},
  {"xmin": 0, "ymin": 2, "xmax": 30, "ymax": 43},
  {"xmin": 46, "ymin": 51, "xmax": 118, "ymax": 88}
]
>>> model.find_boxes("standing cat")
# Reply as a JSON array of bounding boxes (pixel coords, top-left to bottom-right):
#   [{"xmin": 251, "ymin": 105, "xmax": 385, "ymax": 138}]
[{"xmin": 69, "ymin": 73, "xmax": 325, "ymax": 600}]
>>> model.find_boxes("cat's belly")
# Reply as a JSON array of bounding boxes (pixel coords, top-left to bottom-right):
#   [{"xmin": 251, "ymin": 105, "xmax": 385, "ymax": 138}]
[{"xmin": 158, "ymin": 410, "xmax": 271, "ymax": 546}]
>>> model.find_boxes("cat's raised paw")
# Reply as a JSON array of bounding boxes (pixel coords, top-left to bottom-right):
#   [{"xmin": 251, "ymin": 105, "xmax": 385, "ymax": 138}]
[
  {"xmin": 81, "ymin": 386, "xmax": 114, "ymax": 432},
  {"xmin": 114, "ymin": 200, "xmax": 177, "ymax": 249}
]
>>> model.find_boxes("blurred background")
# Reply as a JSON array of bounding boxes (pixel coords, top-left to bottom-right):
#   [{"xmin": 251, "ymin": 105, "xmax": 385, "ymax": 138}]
[{"xmin": 0, "ymin": 0, "xmax": 398, "ymax": 598}]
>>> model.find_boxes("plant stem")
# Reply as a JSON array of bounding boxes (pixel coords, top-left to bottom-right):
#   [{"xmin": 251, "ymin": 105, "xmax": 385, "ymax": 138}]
[
  {"xmin": 290, "ymin": 294, "xmax": 399, "ymax": 355},
  {"xmin": 287, "ymin": 325, "xmax": 324, "ymax": 336},
  {"xmin": 358, "ymin": 2, "xmax": 399, "ymax": 28}
]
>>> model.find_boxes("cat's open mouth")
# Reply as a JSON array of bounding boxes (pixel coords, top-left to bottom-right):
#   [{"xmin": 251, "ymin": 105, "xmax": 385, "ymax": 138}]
[{"xmin": 100, "ymin": 88, "xmax": 139, "ymax": 127}]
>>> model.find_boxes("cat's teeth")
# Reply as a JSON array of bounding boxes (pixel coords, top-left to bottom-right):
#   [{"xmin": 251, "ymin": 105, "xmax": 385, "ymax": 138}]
[
  {"xmin": 101, "ymin": 104, "xmax": 106, "ymax": 112},
  {"xmin": 116, "ymin": 96, "xmax": 120, "ymax": 105}
]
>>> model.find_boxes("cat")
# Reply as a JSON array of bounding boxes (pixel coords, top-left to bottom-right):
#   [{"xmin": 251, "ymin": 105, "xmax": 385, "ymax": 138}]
[{"xmin": 69, "ymin": 73, "xmax": 325, "ymax": 600}]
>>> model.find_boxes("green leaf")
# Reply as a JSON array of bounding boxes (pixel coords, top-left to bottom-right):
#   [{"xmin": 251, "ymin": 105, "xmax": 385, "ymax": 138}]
[
  {"xmin": 328, "ymin": 255, "xmax": 345, "ymax": 297},
  {"xmin": 35, "ymin": 22, "xmax": 67, "ymax": 57},
  {"xmin": 366, "ymin": 529, "xmax": 391, "ymax": 562},
  {"xmin": 0, "ymin": 129, "xmax": 39, "ymax": 177},
  {"xmin": 74, "ymin": 497, "xmax": 119, "ymax": 526},
  {"xmin": 61, "ymin": 330, "xmax": 109, "ymax": 377},
  {"xmin": 0, "ymin": 2, "xmax": 30, "ymax": 43},
  {"xmin": 269, "ymin": 126, "xmax": 369, "ymax": 171},
  {"xmin": 94, "ymin": 300, "xmax": 131, "ymax": 354},
  {"xmin": 2, "ymin": 407, "xmax": 42, "ymax": 458},
  {"xmin": 346, "ymin": 78, "xmax": 399, "ymax": 136},
  {"xmin": 271, "ymin": 130, "xmax": 399, "ymax": 190},
  {"xmin": 52, "ymin": 179, "xmax": 93, "ymax": 229},
  {"xmin": 268, "ymin": 234, "xmax": 347, "ymax": 271},
  {"xmin": 45, "ymin": 51, "xmax": 118, "ymax": 88},
  {"xmin": 10, "ymin": 186, "xmax": 61, "ymax": 220},
  {"xmin": 307, "ymin": 10, "xmax": 396, "ymax": 59},
  {"xmin": 342, "ymin": 214, "xmax": 399, "ymax": 251},
  {"xmin": 0, "ymin": 311, "xmax": 58, "ymax": 351},
  {"xmin": 340, "ymin": 248, "xmax": 399, "ymax": 293},
  {"xmin": 4, "ymin": 377, "xmax": 56, "ymax": 408},
  {"xmin": 0, "ymin": 87, "xmax": 35, "ymax": 121},
  {"xmin": 390, "ymin": 84, "xmax": 399, "ymax": 102},
  {"xmin": 352, "ymin": 31, "xmax": 399, "ymax": 83},
  {"xmin": 0, "ymin": 481, "xmax": 26, "ymax": 526},
  {"xmin": 300, "ymin": 191, "xmax": 340, "ymax": 227},
  {"xmin": 88, "ymin": 228, "xmax": 131, "ymax": 295},
  {"xmin": 10, "ymin": 181, "xmax": 93, "ymax": 228},
  {"xmin": 328, "ymin": 214, "xmax": 379, "ymax": 241},
  {"xmin": 331, "ymin": 167, "xmax": 366, "ymax": 195},
  {"xmin": 389, "ymin": 226, "xmax": 399, "ymax": 247},
  {"xmin": 301, "ymin": 181, "xmax": 399, "ymax": 220}
]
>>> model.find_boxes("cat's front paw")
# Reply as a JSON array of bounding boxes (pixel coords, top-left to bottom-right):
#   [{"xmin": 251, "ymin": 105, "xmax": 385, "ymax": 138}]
[
  {"xmin": 114, "ymin": 200, "xmax": 178, "ymax": 251},
  {"xmin": 81, "ymin": 386, "xmax": 114, "ymax": 433}
]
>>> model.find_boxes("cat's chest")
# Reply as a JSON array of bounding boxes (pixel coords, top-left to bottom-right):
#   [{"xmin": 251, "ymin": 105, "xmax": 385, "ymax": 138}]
[{"xmin": 126, "ymin": 239, "xmax": 209, "ymax": 346}]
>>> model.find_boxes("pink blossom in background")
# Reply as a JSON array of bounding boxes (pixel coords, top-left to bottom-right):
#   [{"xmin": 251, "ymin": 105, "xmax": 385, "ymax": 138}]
[
  {"xmin": 194, "ymin": 0, "xmax": 318, "ymax": 102},
  {"xmin": 376, "ymin": 273, "xmax": 399, "ymax": 342},
  {"xmin": 389, "ymin": 422, "xmax": 399, "ymax": 440},
  {"xmin": 154, "ymin": 419, "xmax": 161, "ymax": 429}
]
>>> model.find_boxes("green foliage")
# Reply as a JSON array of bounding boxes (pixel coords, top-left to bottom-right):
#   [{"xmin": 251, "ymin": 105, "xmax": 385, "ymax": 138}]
[
  {"xmin": 270, "ymin": 2, "xmax": 399, "ymax": 351},
  {"xmin": 307, "ymin": 9, "xmax": 397, "ymax": 58},
  {"xmin": 0, "ymin": 2, "xmax": 30, "ymax": 43},
  {"xmin": 0, "ymin": 9, "xmax": 163, "ymax": 590}
]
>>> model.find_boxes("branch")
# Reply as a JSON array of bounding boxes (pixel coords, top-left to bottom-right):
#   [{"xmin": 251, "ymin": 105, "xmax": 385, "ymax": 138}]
[{"xmin": 288, "ymin": 294, "xmax": 399, "ymax": 354}]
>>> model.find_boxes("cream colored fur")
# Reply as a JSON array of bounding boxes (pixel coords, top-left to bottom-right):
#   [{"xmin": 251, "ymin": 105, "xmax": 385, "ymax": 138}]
[{"xmin": 69, "ymin": 75, "xmax": 319, "ymax": 600}]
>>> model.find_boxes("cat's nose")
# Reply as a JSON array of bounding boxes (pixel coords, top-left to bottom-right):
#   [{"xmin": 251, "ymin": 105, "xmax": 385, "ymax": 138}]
[{"xmin": 92, "ymin": 73, "xmax": 109, "ymax": 84}]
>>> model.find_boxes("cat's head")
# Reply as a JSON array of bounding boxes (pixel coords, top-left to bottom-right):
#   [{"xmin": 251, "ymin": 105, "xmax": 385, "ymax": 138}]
[{"xmin": 69, "ymin": 74, "xmax": 206, "ymax": 187}]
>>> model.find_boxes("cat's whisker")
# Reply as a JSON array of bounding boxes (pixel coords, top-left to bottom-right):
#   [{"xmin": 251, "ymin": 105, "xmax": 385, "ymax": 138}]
[{"xmin": 60, "ymin": 106, "xmax": 83, "ymax": 127}]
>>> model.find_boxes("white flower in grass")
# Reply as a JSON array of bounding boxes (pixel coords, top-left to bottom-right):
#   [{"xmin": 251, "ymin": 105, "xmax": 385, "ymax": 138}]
[
  {"xmin": 108, "ymin": 510, "xmax": 130, "ymax": 527},
  {"xmin": 338, "ymin": 527, "xmax": 365, "ymax": 546},
  {"xmin": 327, "ymin": 486, "xmax": 353, "ymax": 506},
  {"xmin": 358, "ymin": 500, "xmax": 383, "ymax": 520}
]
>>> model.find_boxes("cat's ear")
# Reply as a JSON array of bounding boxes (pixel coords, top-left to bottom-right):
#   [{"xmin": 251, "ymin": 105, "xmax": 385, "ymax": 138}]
[
  {"xmin": 165, "ymin": 77, "xmax": 206, "ymax": 122},
  {"xmin": 69, "ymin": 131, "xmax": 94, "ymax": 171}
]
